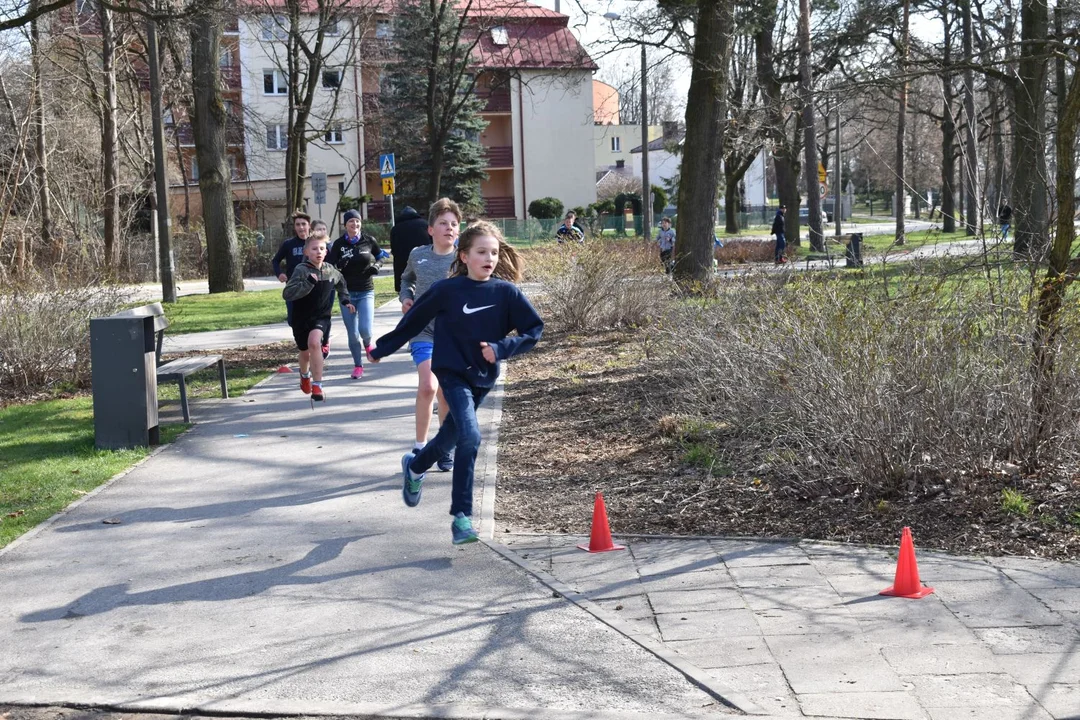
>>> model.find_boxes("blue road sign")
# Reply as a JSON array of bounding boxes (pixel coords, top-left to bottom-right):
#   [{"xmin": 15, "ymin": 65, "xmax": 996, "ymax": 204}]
[{"xmin": 379, "ymin": 153, "xmax": 396, "ymax": 178}]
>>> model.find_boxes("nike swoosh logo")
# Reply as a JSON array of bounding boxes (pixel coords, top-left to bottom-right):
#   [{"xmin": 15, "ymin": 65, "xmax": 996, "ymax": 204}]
[
  {"xmin": 418, "ymin": 259, "xmax": 428, "ymax": 264},
  {"xmin": 462, "ymin": 304, "xmax": 495, "ymax": 314}
]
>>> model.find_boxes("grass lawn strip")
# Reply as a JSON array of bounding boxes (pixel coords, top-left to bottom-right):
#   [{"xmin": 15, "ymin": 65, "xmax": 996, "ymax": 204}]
[
  {"xmin": 0, "ymin": 398, "xmax": 188, "ymax": 549},
  {"xmin": 164, "ymin": 276, "xmax": 396, "ymax": 335}
]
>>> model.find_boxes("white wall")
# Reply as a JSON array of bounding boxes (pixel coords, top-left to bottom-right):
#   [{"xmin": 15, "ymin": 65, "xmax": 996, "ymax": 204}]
[
  {"xmin": 630, "ymin": 146, "xmax": 680, "ymax": 190},
  {"xmin": 237, "ymin": 14, "xmax": 363, "ymax": 222},
  {"xmin": 516, "ymin": 70, "xmax": 597, "ymax": 215},
  {"xmin": 594, "ymin": 124, "xmax": 661, "ymax": 171},
  {"xmin": 744, "ymin": 148, "xmax": 768, "ymax": 206}
]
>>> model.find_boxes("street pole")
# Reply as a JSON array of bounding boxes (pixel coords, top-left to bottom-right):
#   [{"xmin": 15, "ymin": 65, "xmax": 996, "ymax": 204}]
[
  {"xmin": 147, "ymin": 9, "xmax": 176, "ymax": 303},
  {"xmin": 640, "ymin": 43, "xmax": 651, "ymax": 242},
  {"xmin": 835, "ymin": 99, "xmax": 842, "ymax": 237}
]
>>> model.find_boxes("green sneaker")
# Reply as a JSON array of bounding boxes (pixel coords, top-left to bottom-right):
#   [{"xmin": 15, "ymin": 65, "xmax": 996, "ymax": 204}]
[{"xmin": 451, "ymin": 512, "xmax": 478, "ymax": 545}]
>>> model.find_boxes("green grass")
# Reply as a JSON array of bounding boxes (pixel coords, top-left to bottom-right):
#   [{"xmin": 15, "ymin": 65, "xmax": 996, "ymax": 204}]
[
  {"xmin": 164, "ymin": 276, "xmax": 397, "ymax": 334},
  {"xmin": 1001, "ymin": 488, "xmax": 1032, "ymax": 516},
  {"xmin": 0, "ymin": 398, "xmax": 188, "ymax": 548}
]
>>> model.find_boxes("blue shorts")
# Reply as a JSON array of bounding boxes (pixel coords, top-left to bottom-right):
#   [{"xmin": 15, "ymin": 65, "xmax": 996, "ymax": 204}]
[{"xmin": 410, "ymin": 341, "xmax": 433, "ymax": 365}]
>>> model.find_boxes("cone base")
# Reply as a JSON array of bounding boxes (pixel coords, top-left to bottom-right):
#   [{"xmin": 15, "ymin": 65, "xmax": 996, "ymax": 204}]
[
  {"xmin": 277, "ymin": 366, "xmax": 293, "ymax": 373},
  {"xmin": 577, "ymin": 543, "xmax": 626, "ymax": 553},
  {"xmin": 880, "ymin": 584, "xmax": 935, "ymax": 599}
]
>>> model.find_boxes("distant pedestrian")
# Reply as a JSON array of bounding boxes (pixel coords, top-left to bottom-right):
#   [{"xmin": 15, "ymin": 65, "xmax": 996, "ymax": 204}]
[
  {"xmin": 771, "ymin": 205, "xmax": 788, "ymax": 264},
  {"xmin": 272, "ymin": 211, "xmax": 313, "ymax": 326},
  {"xmin": 556, "ymin": 212, "xmax": 584, "ymax": 244},
  {"xmin": 657, "ymin": 216, "xmax": 676, "ymax": 273},
  {"xmin": 327, "ymin": 209, "xmax": 384, "ymax": 379},
  {"xmin": 390, "ymin": 206, "xmax": 432, "ymax": 293},
  {"xmin": 998, "ymin": 199, "xmax": 1012, "ymax": 242},
  {"xmin": 367, "ymin": 220, "xmax": 543, "ymax": 545},
  {"xmin": 283, "ymin": 235, "xmax": 352, "ymax": 402}
]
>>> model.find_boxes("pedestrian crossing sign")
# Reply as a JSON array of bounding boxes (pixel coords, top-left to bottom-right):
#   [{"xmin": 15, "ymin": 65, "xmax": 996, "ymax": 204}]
[
  {"xmin": 379, "ymin": 153, "xmax": 396, "ymax": 178},
  {"xmin": 382, "ymin": 177, "xmax": 395, "ymax": 196}
]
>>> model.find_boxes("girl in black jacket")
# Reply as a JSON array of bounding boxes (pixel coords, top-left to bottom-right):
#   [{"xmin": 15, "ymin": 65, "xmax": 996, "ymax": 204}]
[{"xmin": 326, "ymin": 209, "xmax": 384, "ymax": 378}]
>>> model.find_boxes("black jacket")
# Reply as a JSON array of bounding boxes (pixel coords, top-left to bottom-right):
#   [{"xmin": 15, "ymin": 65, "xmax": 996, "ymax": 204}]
[
  {"xmin": 327, "ymin": 233, "xmax": 383, "ymax": 293},
  {"xmin": 272, "ymin": 236, "xmax": 306, "ymax": 278},
  {"xmin": 771, "ymin": 211, "xmax": 786, "ymax": 236},
  {"xmin": 390, "ymin": 208, "xmax": 432, "ymax": 292}
]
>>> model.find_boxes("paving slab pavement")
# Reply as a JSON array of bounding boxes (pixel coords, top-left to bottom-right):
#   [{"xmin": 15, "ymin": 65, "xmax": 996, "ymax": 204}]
[
  {"xmin": 505, "ymin": 536, "xmax": 1080, "ymax": 719},
  {"xmin": 0, "ymin": 304, "xmax": 734, "ymax": 719}
]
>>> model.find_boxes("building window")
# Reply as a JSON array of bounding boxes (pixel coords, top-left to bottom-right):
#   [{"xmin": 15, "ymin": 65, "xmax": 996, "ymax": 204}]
[
  {"xmin": 324, "ymin": 125, "xmax": 344, "ymax": 144},
  {"xmin": 490, "ymin": 25, "xmax": 509, "ymax": 46},
  {"xmin": 163, "ymin": 107, "xmax": 175, "ymax": 125},
  {"xmin": 324, "ymin": 16, "xmax": 340, "ymax": 35},
  {"xmin": 263, "ymin": 69, "xmax": 288, "ymax": 95},
  {"xmin": 375, "ymin": 19, "xmax": 393, "ymax": 39},
  {"xmin": 322, "ymin": 68, "xmax": 342, "ymax": 89},
  {"xmin": 260, "ymin": 15, "xmax": 288, "ymax": 41},
  {"xmin": 228, "ymin": 155, "xmax": 240, "ymax": 180},
  {"xmin": 610, "ymin": 136, "xmax": 621, "ymax": 152},
  {"xmin": 219, "ymin": 47, "xmax": 233, "ymax": 68},
  {"xmin": 266, "ymin": 124, "xmax": 288, "ymax": 150},
  {"xmin": 189, "ymin": 157, "xmax": 199, "ymax": 181},
  {"xmin": 338, "ymin": 181, "xmax": 345, "ymax": 195},
  {"xmin": 76, "ymin": 0, "xmax": 95, "ymax": 14}
]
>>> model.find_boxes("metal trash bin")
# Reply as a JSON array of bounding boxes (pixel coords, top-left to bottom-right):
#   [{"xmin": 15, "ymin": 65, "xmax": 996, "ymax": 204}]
[
  {"xmin": 845, "ymin": 233, "xmax": 864, "ymax": 268},
  {"xmin": 90, "ymin": 304, "xmax": 161, "ymax": 449}
]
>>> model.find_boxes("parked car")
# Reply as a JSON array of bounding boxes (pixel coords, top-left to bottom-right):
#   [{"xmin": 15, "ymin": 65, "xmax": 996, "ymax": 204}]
[{"xmin": 798, "ymin": 207, "xmax": 829, "ymax": 225}]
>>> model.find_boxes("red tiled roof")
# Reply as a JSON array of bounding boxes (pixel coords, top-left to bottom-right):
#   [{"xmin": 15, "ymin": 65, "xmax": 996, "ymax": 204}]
[{"xmin": 470, "ymin": 18, "xmax": 596, "ymax": 70}]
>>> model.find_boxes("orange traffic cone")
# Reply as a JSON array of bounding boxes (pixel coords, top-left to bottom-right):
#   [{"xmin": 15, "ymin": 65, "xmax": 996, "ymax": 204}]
[
  {"xmin": 577, "ymin": 492, "xmax": 625, "ymax": 553},
  {"xmin": 277, "ymin": 365, "xmax": 293, "ymax": 373},
  {"xmin": 880, "ymin": 526, "xmax": 934, "ymax": 599}
]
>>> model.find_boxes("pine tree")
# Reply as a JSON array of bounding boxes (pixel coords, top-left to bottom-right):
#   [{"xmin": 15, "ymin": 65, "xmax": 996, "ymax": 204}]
[{"xmin": 382, "ymin": 0, "xmax": 487, "ymax": 214}]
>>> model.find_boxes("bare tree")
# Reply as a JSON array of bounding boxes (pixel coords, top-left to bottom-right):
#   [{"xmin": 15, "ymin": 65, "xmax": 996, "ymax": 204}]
[
  {"xmin": 190, "ymin": 0, "xmax": 242, "ymax": 292},
  {"xmin": 797, "ymin": 0, "xmax": 822, "ymax": 251},
  {"xmin": 1011, "ymin": 0, "xmax": 1048, "ymax": 256},
  {"xmin": 30, "ymin": 4, "xmax": 53, "ymax": 256},
  {"xmin": 97, "ymin": 0, "xmax": 121, "ymax": 268},
  {"xmin": 893, "ymin": 0, "xmax": 907, "ymax": 244}
]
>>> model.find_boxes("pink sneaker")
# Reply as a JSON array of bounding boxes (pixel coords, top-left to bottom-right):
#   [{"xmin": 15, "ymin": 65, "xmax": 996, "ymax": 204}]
[{"xmin": 351, "ymin": 366, "xmax": 364, "ymax": 379}]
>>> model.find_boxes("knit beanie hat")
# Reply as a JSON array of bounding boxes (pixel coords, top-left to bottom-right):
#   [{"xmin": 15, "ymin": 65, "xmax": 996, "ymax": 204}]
[{"xmin": 343, "ymin": 209, "xmax": 361, "ymax": 223}]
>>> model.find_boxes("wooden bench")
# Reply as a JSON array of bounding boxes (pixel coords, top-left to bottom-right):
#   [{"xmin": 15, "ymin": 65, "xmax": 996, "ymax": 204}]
[{"xmin": 114, "ymin": 303, "xmax": 228, "ymax": 423}]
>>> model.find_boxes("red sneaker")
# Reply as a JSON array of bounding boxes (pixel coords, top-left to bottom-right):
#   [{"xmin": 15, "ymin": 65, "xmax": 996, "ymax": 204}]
[
  {"xmin": 300, "ymin": 375, "xmax": 312, "ymax": 394},
  {"xmin": 321, "ymin": 341, "xmax": 330, "ymax": 359},
  {"xmin": 311, "ymin": 384, "xmax": 324, "ymax": 402}
]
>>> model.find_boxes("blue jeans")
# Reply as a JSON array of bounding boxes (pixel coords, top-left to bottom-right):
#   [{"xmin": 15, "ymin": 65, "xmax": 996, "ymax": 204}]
[
  {"xmin": 339, "ymin": 290, "xmax": 374, "ymax": 366},
  {"xmin": 1001, "ymin": 223, "xmax": 1010, "ymax": 241},
  {"xmin": 775, "ymin": 232, "xmax": 786, "ymax": 261},
  {"xmin": 410, "ymin": 372, "xmax": 490, "ymax": 517}
]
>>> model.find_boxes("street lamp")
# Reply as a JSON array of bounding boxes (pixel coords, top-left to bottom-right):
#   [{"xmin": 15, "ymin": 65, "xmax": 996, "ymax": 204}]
[{"xmin": 603, "ymin": 11, "xmax": 651, "ymax": 241}]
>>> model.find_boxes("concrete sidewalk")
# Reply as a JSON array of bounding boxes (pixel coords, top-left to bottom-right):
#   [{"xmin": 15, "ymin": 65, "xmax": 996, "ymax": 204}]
[
  {"xmin": 0, "ymin": 303, "xmax": 731, "ymax": 719},
  {"xmin": 507, "ymin": 536, "xmax": 1080, "ymax": 719}
]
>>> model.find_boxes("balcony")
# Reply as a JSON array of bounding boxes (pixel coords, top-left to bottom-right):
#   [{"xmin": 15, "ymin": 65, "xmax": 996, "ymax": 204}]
[
  {"xmin": 483, "ymin": 196, "xmax": 515, "ymax": 218},
  {"xmin": 477, "ymin": 90, "xmax": 511, "ymax": 114},
  {"xmin": 483, "ymin": 145, "xmax": 513, "ymax": 169}
]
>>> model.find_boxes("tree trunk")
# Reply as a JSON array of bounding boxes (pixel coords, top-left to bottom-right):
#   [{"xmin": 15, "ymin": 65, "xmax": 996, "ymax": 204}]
[
  {"xmin": 1012, "ymin": 1, "xmax": 1049, "ymax": 257},
  {"xmin": 190, "ymin": 4, "xmax": 243, "ymax": 293},
  {"xmin": 894, "ymin": 0, "xmax": 909, "ymax": 245},
  {"xmin": 172, "ymin": 118, "xmax": 190, "ymax": 228},
  {"xmin": 961, "ymin": 0, "xmax": 979, "ymax": 236},
  {"xmin": 672, "ymin": 0, "xmax": 732, "ymax": 284},
  {"xmin": 30, "ymin": 11, "xmax": 53, "ymax": 259},
  {"xmin": 940, "ymin": 2, "xmax": 956, "ymax": 235},
  {"xmin": 797, "ymin": 0, "xmax": 822, "ymax": 251},
  {"xmin": 1030, "ymin": 57, "xmax": 1080, "ymax": 466},
  {"xmin": 724, "ymin": 168, "xmax": 739, "ymax": 234},
  {"xmin": 98, "ymin": 1, "xmax": 121, "ymax": 269}
]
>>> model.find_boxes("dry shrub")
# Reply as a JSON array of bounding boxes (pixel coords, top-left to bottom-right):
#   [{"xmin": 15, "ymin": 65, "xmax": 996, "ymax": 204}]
[
  {"xmin": 529, "ymin": 240, "xmax": 671, "ymax": 331},
  {"xmin": 715, "ymin": 238, "xmax": 775, "ymax": 264},
  {"xmin": 0, "ymin": 277, "xmax": 127, "ymax": 400},
  {"xmin": 656, "ymin": 265, "xmax": 1080, "ymax": 497}
]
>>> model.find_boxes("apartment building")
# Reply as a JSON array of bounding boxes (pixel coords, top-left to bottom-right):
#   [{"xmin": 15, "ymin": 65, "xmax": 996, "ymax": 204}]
[{"xmin": 166, "ymin": 0, "xmax": 598, "ymax": 229}]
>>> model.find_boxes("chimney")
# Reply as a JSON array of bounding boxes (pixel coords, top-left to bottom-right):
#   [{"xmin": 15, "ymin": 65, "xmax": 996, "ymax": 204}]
[
  {"xmin": 662, "ymin": 121, "xmax": 679, "ymax": 139},
  {"xmin": 615, "ymin": 160, "xmax": 625, "ymax": 169}
]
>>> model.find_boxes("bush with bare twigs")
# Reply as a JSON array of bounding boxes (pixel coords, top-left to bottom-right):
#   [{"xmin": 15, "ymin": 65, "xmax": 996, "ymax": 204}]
[
  {"xmin": 527, "ymin": 240, "xmax": 672, "ymax": 332},
  {"xmin": 655, "ymin": 264, "xmax": 1080, "ymax": 496},
  {"xmin": 0, "ymin": 278, "xmax": 127, "ymax": 400}
]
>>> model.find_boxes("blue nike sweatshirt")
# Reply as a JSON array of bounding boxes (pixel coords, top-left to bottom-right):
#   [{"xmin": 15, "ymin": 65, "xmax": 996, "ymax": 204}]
[{"xmin": 370, "ymin": 275, "xmax": 543, "ymax": 388}]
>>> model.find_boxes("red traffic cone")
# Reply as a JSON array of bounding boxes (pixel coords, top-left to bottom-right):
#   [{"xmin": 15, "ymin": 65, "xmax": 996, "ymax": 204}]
[
  {"xmin": 277, "ymin": 365, "xmax": 293, "ymax": 373},
  {"xmin": 577, "ymin": 492, "xmax": 625, "ymax": 553},
  {"xmin": 880, "ymin": 526, "xmax": 934, "ymax": 599}
]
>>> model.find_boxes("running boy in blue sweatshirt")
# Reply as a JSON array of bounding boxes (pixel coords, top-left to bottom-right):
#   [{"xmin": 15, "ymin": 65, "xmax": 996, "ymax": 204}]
[
  {"xmin": 272, "ymin": 211, "xmax": 312, "ymax": 327},
  {"xmin": 368, "ymin": 221, "xmax": 543, "ymax": 544}
]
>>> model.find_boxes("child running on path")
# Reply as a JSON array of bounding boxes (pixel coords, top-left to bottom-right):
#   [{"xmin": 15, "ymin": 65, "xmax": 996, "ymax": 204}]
[
  {"xmin": 272, "ymin": 211, "xmax": 312, "ymax": 327},
  {"xmin": 368, "ymin": 221, "xmax": 543, "ymax": 544},
  {"xmin": 327, "ymin": 208, "xmax": 384, "ymax": 379},
  {"xmin": 284, "ymin": 234, "xmax": 353, "ymax": 402},
  {"xmin": 399, "ymin": 198, "xmax": 461, "ymax": 471}
]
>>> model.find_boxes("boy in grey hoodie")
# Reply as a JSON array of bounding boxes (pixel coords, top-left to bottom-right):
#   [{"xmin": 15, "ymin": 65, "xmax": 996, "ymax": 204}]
[{"xmin": 398, "ymin": 198, "xmax": 460, "ymax": 470}]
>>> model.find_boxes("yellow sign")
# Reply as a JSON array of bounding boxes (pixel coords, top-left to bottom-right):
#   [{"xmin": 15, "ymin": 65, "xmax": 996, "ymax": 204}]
[
  {"xmin": 818, "ymin": 162, "xmax": 827, "ymax": 183},
  {"xmin": 382, "ymin": 177, "xmax": 396, "ymax": 196}
]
